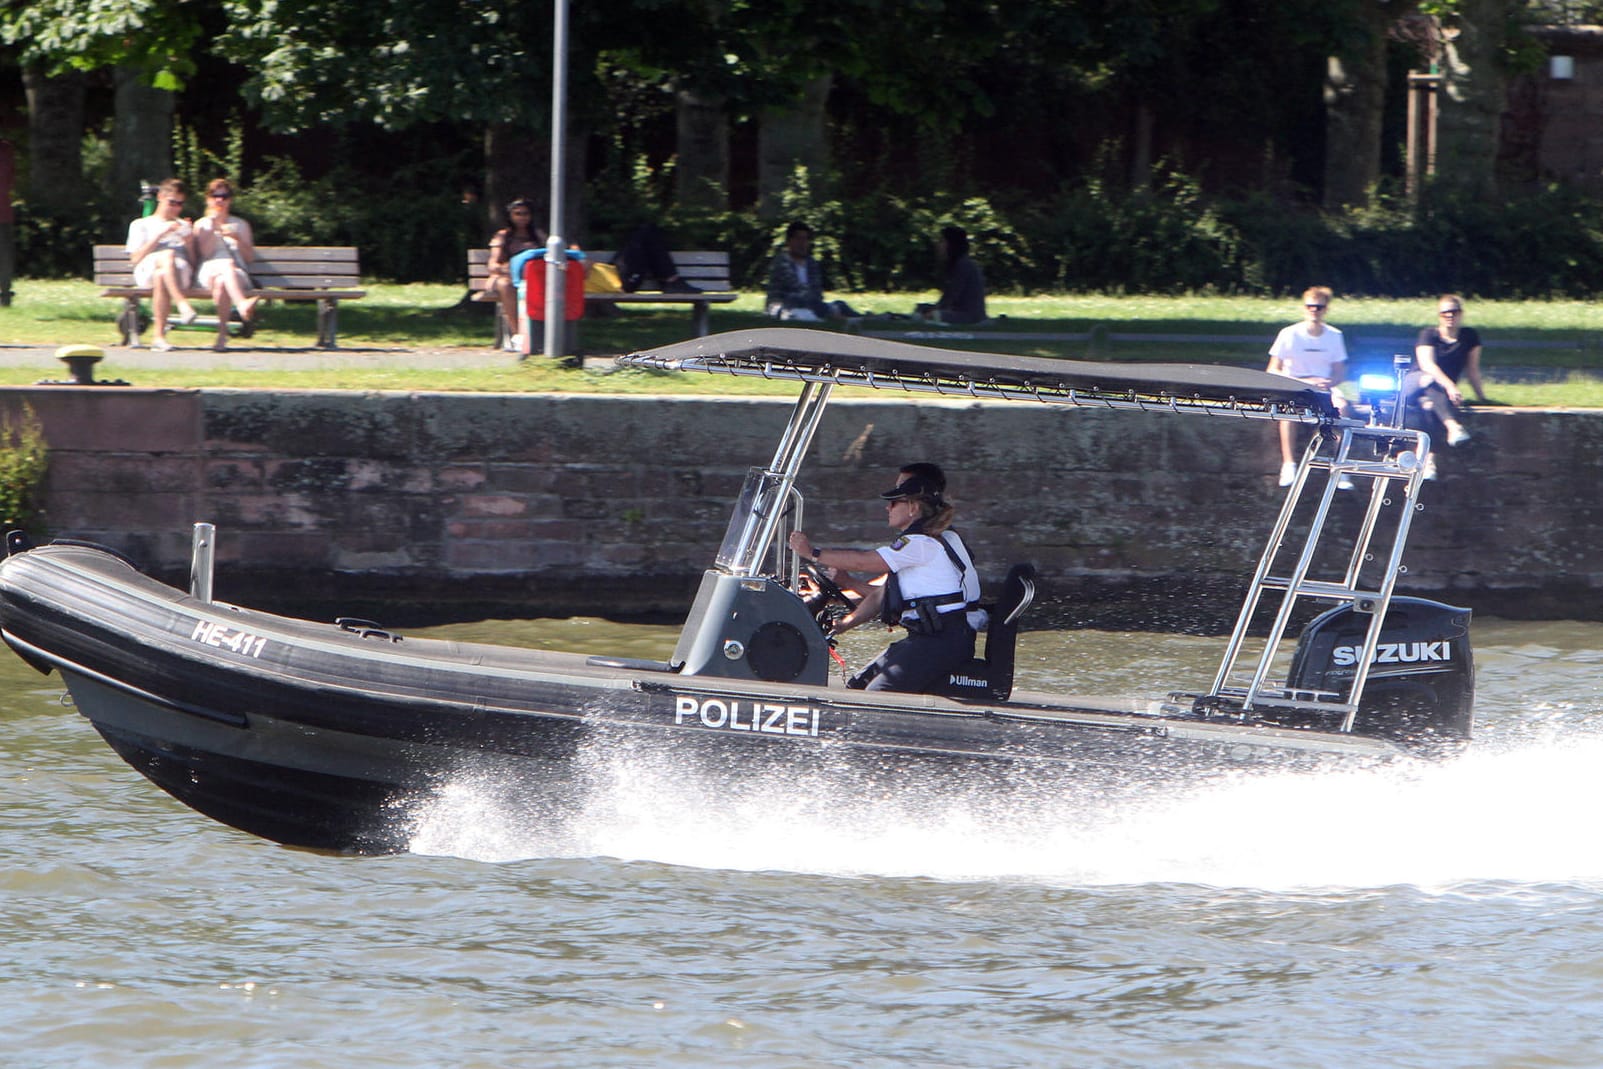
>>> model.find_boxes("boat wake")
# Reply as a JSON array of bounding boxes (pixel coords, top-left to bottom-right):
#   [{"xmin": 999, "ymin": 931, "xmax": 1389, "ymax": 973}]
[{"xmin": 408, "ymin": 725, "xmax": 1603, "ymax": 892}]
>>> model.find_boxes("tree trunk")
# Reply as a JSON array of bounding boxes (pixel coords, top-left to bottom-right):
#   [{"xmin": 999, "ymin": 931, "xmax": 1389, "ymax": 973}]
[
  {"xmin": 1436, "ymin": 0, "xmax": 1509, "ymax": 199},
  {"xmin": 674, "ymin": 87, "xmax": 728, "ymax": 212},
  {"xmin": 1322, "ymin": 2, "xmax": 1397, "ymax": 210},
  {"xmin": 484, "ymin": 121, "xmax": 587, "ymax": 241},
  {"xmin": 1129, "ymin": 102, "xmax": 1155, "ymax": 192},
  {"xmin": 20, "ymin": 65, "xmax": 89, "ymax": 215},
  {"xmin": 485, "ymin": 122, "xmax": 545, "ymax": 229},
  {"xmin": 756, "ymin": 74, "xmax": 833, "ymax": 219},
  {"xmin": 111, "ymin": 66, "xmax": 174, "ymax": 212}
]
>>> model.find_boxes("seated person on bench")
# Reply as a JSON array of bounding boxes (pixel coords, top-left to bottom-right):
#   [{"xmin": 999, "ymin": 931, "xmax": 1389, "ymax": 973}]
[{"xmin": 125, "ymin": 177, "xmax": 198, "ymax": 351}]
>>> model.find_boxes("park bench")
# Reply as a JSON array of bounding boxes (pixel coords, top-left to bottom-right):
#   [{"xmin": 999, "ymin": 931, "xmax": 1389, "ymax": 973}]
[
  {"xmin": 93, "ymin": 244, "xmax": 366, "ymax": 348},
  {"xmin": 467, "ymin": 248, "xmax": 736, "ymax": 349}
]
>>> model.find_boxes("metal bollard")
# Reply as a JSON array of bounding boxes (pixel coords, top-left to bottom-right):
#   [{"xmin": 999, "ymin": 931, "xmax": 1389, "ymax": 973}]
[{"xmin": 190, "ymin": 522, "xmax": 216, "ymax": 603}]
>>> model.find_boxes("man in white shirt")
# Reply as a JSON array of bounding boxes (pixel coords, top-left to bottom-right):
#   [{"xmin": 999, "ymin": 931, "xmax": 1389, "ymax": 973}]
[{"xmin": 1268, "ymin": 285, "xmax": 1353, "ymax": 489}]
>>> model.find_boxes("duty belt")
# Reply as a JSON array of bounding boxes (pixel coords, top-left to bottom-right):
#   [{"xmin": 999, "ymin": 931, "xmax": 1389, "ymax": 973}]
[{"xmin": 900, "ymin": 591, "xmax": 968, "ymax": 634}]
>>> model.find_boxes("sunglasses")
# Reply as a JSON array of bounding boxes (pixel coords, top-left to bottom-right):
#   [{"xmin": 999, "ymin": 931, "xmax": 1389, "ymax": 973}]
[
  {"xmin": 210, "ymin": 191, "xmax": 233, "ymax": 199},
  {"xmin": 1305, "ymin": 303, "xmax": 1327, "ymax": 310}
]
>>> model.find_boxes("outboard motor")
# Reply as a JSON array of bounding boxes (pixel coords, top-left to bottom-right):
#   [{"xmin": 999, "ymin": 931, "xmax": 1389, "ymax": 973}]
[{"xmin": 1286, "ymin": 596, "xmax": 1474, "ymax": 746}]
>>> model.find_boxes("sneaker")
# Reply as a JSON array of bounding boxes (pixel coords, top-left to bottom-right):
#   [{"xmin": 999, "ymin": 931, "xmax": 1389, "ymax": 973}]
[
  {"xmin": 1278, "ymin": 461, "xmax": 1297, "ymax": 487},
  {"xmin": 1446, "ymin": 425, "xmax": 1471, "ymax": 447},
  {"xmin": 1337, "ymin": 475, "xmax": 1355, "ymax": 491},
  {"xmin": 178, "ymin": 305, "xmax": 199, "ymax": 326},
  {"xmin": 1422, "ymin": 455, "xmax": 1438, "ymax": 481},
  {"xmin": 663, "ymin": 278, "xmax": 703, "ymax": 294}
]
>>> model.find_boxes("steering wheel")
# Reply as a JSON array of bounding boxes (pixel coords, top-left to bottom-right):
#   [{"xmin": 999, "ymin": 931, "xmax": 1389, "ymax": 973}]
[{"xmin": 800, "ymin": 559, "xmax": 855, "ymax": 611}]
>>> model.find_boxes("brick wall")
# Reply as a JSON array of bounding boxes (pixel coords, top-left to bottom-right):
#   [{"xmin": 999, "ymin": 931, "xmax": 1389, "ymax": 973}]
[{"xmin": 3, "ymin": 386, "xmax": 1597, "ymax": 623}]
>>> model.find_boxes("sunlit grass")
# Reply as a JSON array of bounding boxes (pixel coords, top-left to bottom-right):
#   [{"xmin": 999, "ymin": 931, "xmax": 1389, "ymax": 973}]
[
  {"xmin": 0, "ymin": 280, "xmax": 1595, "ymax": 401},
  {"xmin": 1483, "ymin": 376, "xmax": 1603, "ymax": 408}
]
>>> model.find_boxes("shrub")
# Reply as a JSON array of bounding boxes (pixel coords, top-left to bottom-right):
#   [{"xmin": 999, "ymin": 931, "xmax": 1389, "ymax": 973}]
[
  {"xmin": 1033, "ymin": 164, "xmax": 1250, "ymax": 294},
  {"xmin": 1233, "ymin": 184, "xmax": 1603, "ymax": 298},
  {"xmin": 0, "ymin": 404, "xmax": 49, "ymax": 538},
  {"xmin": 13, "ymin": 207, "xmax": 108, "ymax": 279}
]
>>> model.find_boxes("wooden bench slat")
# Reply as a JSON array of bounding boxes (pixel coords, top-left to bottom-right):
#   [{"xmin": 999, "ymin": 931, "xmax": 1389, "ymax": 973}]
[
  {"xmin": 93, "ymin": 245, "xmax": 359, "ymax": 267},
  {"xmin": 466, "ymin": 249, "xmax": 732, "ymax": 292},
  {"xmin": 587, "ymin": 293, "xmax": 739, "ymax": 304},
  {"xmin": 98, "ymin": 278, "xmax": 363, "ymax": 291},
  {"xmin": 100, "ymin": 288, "xmax": 367, "ymax": 300}
]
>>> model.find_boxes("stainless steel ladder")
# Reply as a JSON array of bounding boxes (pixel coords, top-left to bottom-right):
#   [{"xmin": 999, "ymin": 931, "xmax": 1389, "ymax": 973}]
[{"xmin": 1204, "ymin": 365, "xmax": 1431, "ymax": 731}]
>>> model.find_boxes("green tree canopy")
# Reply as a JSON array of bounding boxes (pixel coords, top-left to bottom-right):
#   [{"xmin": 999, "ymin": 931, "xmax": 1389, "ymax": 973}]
[{"xmin": 0, "ymin": 0, "xmax": 201, "ymax": 87}]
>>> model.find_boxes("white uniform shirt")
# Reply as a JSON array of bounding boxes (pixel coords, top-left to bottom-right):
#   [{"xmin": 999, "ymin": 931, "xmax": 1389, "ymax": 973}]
[
  {"xmin": 1269, "ymin": 322, "xmax": 1347, "ymax": 380},
  {"xmin": 940, "ymin": 529, "xmax": 986, "ymax": 631},
  {"xmin": 876, "ymin": 532, "xmax": 967, "ymax": 622}
]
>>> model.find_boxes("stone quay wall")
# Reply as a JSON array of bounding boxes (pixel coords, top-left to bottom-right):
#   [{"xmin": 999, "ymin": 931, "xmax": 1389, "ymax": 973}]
[{"xmin": 2, "ymin": 386, "xmax": 1598, "ymax": 624}]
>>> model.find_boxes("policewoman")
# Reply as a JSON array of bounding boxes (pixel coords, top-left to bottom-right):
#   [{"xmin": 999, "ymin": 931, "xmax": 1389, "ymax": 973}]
[{"xmin": 788, "ymin": 476, "xmax": 975, "ymax": 693}]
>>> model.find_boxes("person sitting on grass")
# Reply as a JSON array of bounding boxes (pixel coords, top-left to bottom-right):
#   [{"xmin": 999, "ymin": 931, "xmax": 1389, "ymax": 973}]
[
  {"xmin": 913, "ymin": 225, "xmax": 986, "ymax": 325},
  {"xmin": 764, "ymin": 221, "xmax": 861, "ymax": 322}
]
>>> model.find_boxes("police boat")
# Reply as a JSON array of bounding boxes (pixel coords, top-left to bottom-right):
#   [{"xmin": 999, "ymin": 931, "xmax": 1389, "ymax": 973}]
[{"xmin": 0, "ymin": 329, "xmax": 1473, "ymax": 854}]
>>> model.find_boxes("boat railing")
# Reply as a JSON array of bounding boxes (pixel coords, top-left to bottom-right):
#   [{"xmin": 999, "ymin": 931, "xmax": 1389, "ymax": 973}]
[{"xmin": 714, "ymin": 381, "xmax": 833, "ymax": 578}]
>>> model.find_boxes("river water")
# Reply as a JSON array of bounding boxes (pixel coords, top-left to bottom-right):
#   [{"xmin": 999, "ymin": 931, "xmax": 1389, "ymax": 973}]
[{"xmin": 3, "ymin": 617, "xmax": 1602, "ymax": 1068}]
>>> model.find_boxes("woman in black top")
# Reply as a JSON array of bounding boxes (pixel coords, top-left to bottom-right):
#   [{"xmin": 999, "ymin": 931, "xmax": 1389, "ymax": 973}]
[{"xmin": 1409, "ymin": 294, "xmax": 1487, "ymax": 476}]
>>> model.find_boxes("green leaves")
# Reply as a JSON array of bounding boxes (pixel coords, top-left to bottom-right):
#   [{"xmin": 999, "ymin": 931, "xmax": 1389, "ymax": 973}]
[
  {"xmin": 1, "ymin": 0, "xmax": 203, "ymax": 86},
  {"xmin": 217, "ymin": 0, "xmax": 554, "ymax": 130}
]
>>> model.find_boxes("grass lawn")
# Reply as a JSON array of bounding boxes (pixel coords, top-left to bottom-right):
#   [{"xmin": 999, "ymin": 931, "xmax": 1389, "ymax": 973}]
[{"xmin": 0, "ymin": 280, "xmax": 1597, "ymax": 405}]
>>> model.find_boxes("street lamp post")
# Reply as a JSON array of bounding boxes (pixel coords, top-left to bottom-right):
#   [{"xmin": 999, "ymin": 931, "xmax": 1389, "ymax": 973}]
[{"xmin": 540, "ymin": 0, "xmax": 571, "ymax": 359}]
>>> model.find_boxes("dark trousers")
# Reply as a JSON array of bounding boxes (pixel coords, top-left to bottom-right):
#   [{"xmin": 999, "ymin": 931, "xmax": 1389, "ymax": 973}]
[
  {"xmin": 612, "ymin": 224, "xmax": 679, "ymax": 292},
  {"xmin": 1403, "ymin": 371, "xmax": 1460, "ymax": 442},
  {"xmin": 849, "ymin": 621, "xmax": 976, "ymax": 694}
]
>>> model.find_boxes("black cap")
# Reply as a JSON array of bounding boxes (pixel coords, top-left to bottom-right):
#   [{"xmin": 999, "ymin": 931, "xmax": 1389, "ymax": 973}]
[{"xmin": 880, "ymin": 476, "xmax": 935, "ymax": 500}]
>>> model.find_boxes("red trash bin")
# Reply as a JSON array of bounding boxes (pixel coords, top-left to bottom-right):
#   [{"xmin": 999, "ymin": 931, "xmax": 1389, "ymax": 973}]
[{"xmin": 523, "ymin": 257, "xmax": 585, "ymax": 322}]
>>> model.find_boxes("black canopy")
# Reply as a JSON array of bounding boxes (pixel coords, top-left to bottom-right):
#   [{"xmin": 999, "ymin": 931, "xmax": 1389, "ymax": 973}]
[{"xmin": 620, "ymin": 328, "xmax": 1340, "ymax": 422}]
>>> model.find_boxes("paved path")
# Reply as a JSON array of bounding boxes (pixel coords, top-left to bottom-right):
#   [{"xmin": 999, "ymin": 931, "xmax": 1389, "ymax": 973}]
[{"xmin": 0, "ymin": 341, "xmax": 537, "ymax": 378}]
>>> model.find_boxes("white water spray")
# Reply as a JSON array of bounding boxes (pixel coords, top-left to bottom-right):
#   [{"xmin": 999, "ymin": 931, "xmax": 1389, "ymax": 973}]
[{"xmin": 408, "ymin": 724, "xmax": 1603, "ymax": 893}]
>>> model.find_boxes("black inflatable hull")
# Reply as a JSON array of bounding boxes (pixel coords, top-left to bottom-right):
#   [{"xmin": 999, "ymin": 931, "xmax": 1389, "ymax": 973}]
[{"xmin": 0, "ymin": 543, "xmax": 1428, "ymax": 853}]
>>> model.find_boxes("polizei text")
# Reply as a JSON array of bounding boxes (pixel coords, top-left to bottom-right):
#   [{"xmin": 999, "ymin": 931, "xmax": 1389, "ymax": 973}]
[{"xmin": 674, "ymin": 695, "xmax": 822, "ymax": 738}]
